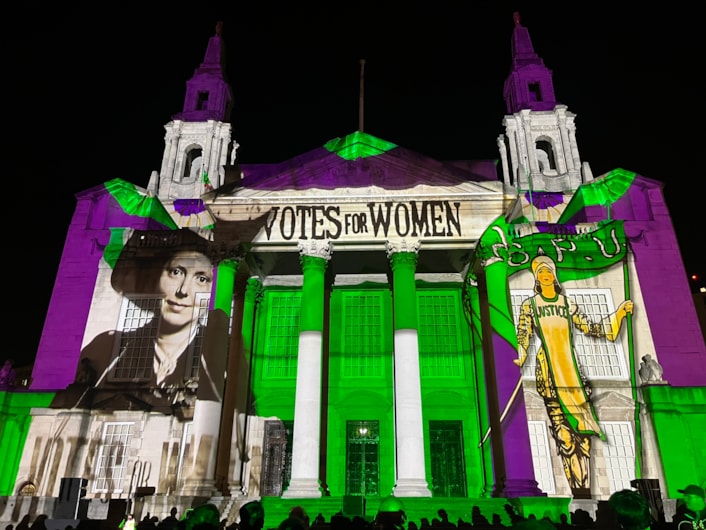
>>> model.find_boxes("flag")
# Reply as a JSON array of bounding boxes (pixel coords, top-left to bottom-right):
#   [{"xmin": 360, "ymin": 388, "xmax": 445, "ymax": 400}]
[
  {"xmin": 202, "ymin": 171, "xmax": 214, "ymax": 192},
  {"xmin": 557, "ymin": 168, "xmax": 636, "ymax": 223}
]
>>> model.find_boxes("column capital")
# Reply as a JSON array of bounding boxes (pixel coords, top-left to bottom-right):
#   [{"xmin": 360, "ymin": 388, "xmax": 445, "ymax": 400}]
[
  {"xmin": 385, "ymin": 239, "xmax": 421, "ymax": 258},
  {"xmin": 298, "ymin": 239, "xmax": 333, "ymax": 261},
  {"xmin": 245, "ymin": 277, "xmax": 264, "ymax": 304},
  {"xmin": 209, "ymin": 242, "xmax": 245, "ymax": 264}
]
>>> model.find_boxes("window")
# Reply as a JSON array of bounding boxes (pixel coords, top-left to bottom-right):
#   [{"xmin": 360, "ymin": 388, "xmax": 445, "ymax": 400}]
[
  {"xmin": 94, "ymin": 422, "xmax": 133, "ymax": 492},
  {"xmin": 418, "ymin": 291, "xmax": 463, "ymax": 377},
  {"xmin": 341, "ymin": 292, "xmax": 384, "ymax": 377},
  {"xmin": 535, "ymin": 140, "xmax": 556, "ymax": 172},
  {"xmin": 346, "ymin": 421, "xmax": 379, "ymax": 496},
  {"xmin": 529, "ymin": 81, "xmax": 542, "ymax": 102},
  {"xmin": 182, "ymin": 148, "xmax": 203, "ymax": 182},
  {"xmin": 264, "ymin": 291, "xmax": 301, "ymax": 378},
  {"xmin": 196, "ymin": 91, "xmax": 209, "ymax": 111},
  {"xmin": 527, "ymin": 421, "xmax": 556, "ymax": 494},
  {"xmin": 109, "ymin": 295, "xmax": 208, "ymax": 382},
  {"xmin": 185, "ymin": 295, "xmax": 210, "ymax": 380},
  {"xmin": 261, "ymin": 420, "xmax": 293, "ymax": 496},
  {"xmin": 600, "ymin": 421, "xmax": 636, "ymax": 493},
  {"xmin": 510, "ymin": 288, "xmax": 628, "ymax": 379},
  {"xmin": 429, "ymin": 420, "xmax": 467, "ymax": 497}
]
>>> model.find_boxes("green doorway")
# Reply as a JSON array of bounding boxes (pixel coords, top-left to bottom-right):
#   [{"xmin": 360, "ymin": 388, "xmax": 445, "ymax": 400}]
[
  {"xmin": 346, "ymin": 420, "xmax": 379, "ymax": 496},
  {"xmin": 429, "ymin": 420, "xmax": 467, "ymax": 497}
]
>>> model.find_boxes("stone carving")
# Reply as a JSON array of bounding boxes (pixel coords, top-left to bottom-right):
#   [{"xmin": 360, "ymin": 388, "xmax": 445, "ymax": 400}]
[
  {"xmin": 297, "ymin": 239, "xmax": 333, "ymax": 261},
  {"xmin": 385, "ymin": 239, "xmax": 421, "ymax": 257},
  {"xmin": 638, "ymin": 354, "xmax": 664, "ymax": 384}
]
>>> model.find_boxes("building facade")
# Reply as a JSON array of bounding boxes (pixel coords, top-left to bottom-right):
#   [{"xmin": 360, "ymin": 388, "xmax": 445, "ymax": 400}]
[{"xmin": 1, "ymin": 13, "xmax": 704, "ymax": 530}]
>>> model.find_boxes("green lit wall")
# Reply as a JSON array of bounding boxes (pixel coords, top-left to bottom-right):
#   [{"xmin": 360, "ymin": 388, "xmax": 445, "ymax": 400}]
[
  {"xmin": 416, "ymin": 285, "xmax": 486, "ymax": 497},
  {"xmin": 641, "ymin": 385, "xmax": 706, "ymax": 497},
  {"xmin": 0, "ymin": 392, "xmax": 55, "ymax": 495},
  {"xmin": 250, "ymin": 282, "xmax": 487, "ymax": 498},
  {"xmin": 251, "ymin": 287, "xmax": 301, "ymax": 420},
  {"xmin": 327, "ymin": 286, "xmax": 395, "ymax": 497}
]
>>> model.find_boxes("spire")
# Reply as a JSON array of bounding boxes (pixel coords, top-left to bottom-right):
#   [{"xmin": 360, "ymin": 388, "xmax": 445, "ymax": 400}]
[
  {"xmin": 497, "ymin": 12, "xmax": 587, "ymax": 193},
  {"xmin": 502, "ymin": 12, "xmax": 558, "ymax": 114},
  {"xmin": 358, "ymin": 59, "xmax": 366, "ymax": 132},
  {"xmin": 172, "ymin": 21, "xmax": 234, "ymax": 122}
]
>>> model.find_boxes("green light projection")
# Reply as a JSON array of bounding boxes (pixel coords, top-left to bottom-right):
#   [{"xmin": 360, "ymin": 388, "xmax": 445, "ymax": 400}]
[
  {"xmin": 324, "ymin": 131, "xmax": 397, "ymax": 160},
  {"xmin": 0, "ymin": 392, "xmax": 55, "ymax": 495},
  {"xmin": 557, "ymin": 168, "xmax": 636, "ymax": 223},
  {"xmin": 104, "ymin": 178, "xmax": 178, "ymax": 229}
]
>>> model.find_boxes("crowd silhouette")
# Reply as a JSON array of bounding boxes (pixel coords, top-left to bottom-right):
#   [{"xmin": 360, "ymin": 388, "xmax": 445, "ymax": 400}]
[{"xmin": 2, "ymin": 495, "xmax": 691, "ymax": 530}]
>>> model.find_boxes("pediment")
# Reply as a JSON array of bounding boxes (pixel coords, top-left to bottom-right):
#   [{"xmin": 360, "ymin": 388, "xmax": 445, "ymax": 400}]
[
  {"xmin": 210, "ymin": 131, "xmax": 502, "ymax": 200},
  {"xmin": 91, "ymin": 392, "xmax": 155, "ymax": 412},
  {"xmin": 591, "ymin": 389, "xmax": 635, "ymax": 409},
  {"xmin": 522, "ymin": 387, "xmax": 545, "ymax": 408}
]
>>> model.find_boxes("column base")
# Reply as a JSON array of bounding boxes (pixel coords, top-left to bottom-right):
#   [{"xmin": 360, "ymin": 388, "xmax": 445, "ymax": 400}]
[
  {"xmin": 181, "ymin": 478, "xmax": 217, "ymax": 497},
  {"xmin": 501, "ymin": 478, "xmax": 546, "ymax": 498},
  {"xmin": 282, "ymin": 479, "xmax": 322, "ymax": 498},
  {"xmin": 227, "ymin": 484, "xmax": 246, "ymax": 498},
  {"xmin": 393, "ymin": 479, "xmax": 432, "ymax": 497}
]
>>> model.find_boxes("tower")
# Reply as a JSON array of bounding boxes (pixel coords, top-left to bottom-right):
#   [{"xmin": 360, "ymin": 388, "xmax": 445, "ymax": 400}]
[
  {"xmin": 497, "ymin": 12, "xmax": 592, "ymax": 193},
  {"xmin": 150, "ymin": 21, "xmax": 237, "ymax": 201}
]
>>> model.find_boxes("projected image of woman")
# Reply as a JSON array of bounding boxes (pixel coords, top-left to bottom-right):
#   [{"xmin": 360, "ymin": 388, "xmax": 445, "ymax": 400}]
[
  {"xmin": 52, "ymin": 231, "xmax": 221, "ymax": 414},
  {"xmin": 514, "ymin": 250, "xmax": 633, "ymax": 497}
]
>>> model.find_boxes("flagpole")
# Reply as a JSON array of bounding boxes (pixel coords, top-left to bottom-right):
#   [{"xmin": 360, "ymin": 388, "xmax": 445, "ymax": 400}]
[
  {"xmin": 623, "ymin": 252, "xmax": 642, "ymax": 478},
  {"xmin": 479, "ymin": 374, "xmax": 523, "ymax": 446}
]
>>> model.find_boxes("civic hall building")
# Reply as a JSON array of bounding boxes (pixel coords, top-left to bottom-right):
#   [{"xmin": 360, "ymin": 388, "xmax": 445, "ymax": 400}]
[{"xmin": 1, "ymin": 13, "xmax": 704, "ymax": 530}]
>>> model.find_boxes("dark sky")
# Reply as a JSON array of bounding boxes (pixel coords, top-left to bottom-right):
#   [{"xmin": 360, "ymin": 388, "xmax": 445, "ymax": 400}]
[{"xmin": 5, "ymin": 4, "xmax": 704, "ymax": 367}]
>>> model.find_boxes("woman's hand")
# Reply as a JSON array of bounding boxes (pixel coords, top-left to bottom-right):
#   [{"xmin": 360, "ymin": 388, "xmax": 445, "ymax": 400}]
[{"xmin": 618, "ymin": 300, "xmax": 634, "ymax": 316}]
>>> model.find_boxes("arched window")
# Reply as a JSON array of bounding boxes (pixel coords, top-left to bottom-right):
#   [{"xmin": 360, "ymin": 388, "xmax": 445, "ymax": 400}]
[
  {"xmin": 535, "ymin": 139, "xmax": 556, "ymax": 173},
  {"xmin": 181, "ymin": 147, "xmax": 203, "ymax": 182}
]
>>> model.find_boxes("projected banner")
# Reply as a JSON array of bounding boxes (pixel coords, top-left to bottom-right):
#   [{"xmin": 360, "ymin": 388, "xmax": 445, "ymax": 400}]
[{"xmin": 465, "ymin": 217, "xmax": 636, "ymax": 498}]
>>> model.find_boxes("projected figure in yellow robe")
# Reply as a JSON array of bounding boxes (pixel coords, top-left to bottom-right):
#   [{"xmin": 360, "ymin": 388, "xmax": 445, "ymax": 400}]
[{"xmin": 514, "ymin": 253, "xmax": 633, "ymax": 496}]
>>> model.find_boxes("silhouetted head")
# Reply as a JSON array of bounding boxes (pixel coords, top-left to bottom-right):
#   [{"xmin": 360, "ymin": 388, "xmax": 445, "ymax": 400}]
[
  {"xmin": 239, "ymin": 501, "xmax": 265, "ymax": 530},
  {"xmin": 185, "ymin": 504, "xmax": 221, "ymax": 530},
  {"xmin": 608, "ymin": 490, "xmax": 651, "ymax": 530}
]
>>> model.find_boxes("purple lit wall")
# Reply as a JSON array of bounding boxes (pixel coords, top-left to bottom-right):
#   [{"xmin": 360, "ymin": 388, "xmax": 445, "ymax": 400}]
[
  {"xmin": 581, "ymin": 174, "xmax": 706, "ymax": 386},
  {"xmin": 30, "ymin": 184, "xmax": 174, "ymax": 390}
]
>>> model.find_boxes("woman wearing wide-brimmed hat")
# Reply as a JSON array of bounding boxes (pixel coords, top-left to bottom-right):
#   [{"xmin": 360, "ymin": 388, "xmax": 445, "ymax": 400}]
[{"xmin": 52, "ymin": 229, "xmax": 220, "ymax": 415}]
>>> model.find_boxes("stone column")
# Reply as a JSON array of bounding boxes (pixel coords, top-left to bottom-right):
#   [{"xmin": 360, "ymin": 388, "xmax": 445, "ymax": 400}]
[
  {"xmin": 282, "ymin": 240, "xmax": 332, "ymax": 498},
  {"xmin": 387, "ymin": 239, "xmax": 432, "ymax": 497},
  {"xmin": 568, "ymin": 127, "xmax": 582, "ymax": 174},
  {"xmin": 160, "ymin": 130, "xmax": 175, "ymax": 181},
  {"xmin": 555, "ymin": 106, "xmax": 574, "ymax": 173},
  {"xmin": 165, "ymin": 124, "xmax": 181, "ymax": 183},
  {"xmin": 520, "ymin": 110, "xmax": 537, "ymax": 176},
  {"xmin": 504, "ymin": 121, "xmax": 520, "ymax": 187},
  {"xmin": 203, "ymin": 123, "xmax": 215, "ymax": 189},
  {"xmin": 480, "ymin": 255, "xmax": 544, "ymax": 498},
  {"xmin": 216, "ymin": 274, "xmax": 262, "ymax": 497},
  {"xmin": 225, "ymin": 275, "xmax": 263, "ymax": 497},
  {"xmin": 497, "ymin": 134, "xmax": 511, "ymax": 188},
  {"xmin": 184, "ymin": 257, "xmax": 238, "ymax": 496}
]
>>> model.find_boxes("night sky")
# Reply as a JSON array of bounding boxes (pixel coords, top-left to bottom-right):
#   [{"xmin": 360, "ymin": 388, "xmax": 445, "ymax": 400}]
[{"xmin": 5, "ymin": 4, "xmax": 704, "ymax": 367}]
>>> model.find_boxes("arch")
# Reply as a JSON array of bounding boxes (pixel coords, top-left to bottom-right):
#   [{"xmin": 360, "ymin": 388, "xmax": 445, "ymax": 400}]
[
  {"xmin": 535, "ymin": 137, "xmax": 557, "ymax": 173},
  {"xmin": 180, "ymin": 144, "xmax": 204, "ymax": 183},
  {"xmin": 17, "ymin": 480, "xmax": 36, "ymax": 496}
]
